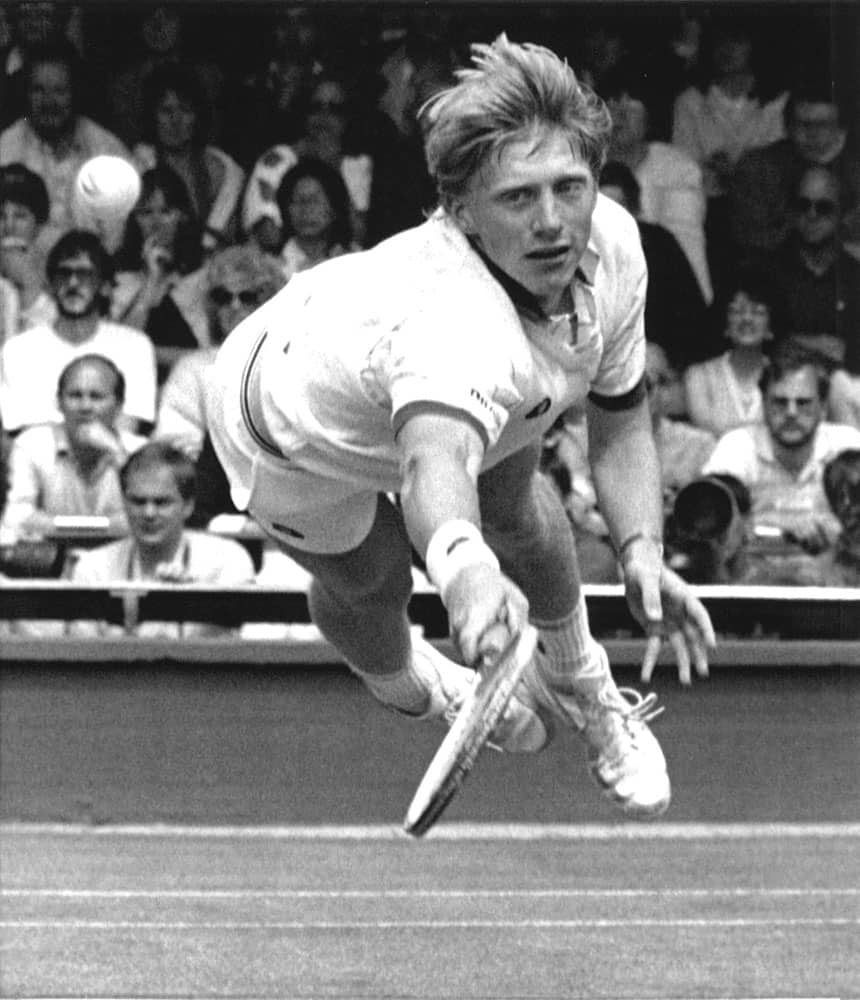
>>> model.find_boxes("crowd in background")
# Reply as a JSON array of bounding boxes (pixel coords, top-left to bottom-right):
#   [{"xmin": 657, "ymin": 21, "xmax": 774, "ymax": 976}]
[{"xmin": 1, "ymin": 1, "xmax": 859, "ymax": 637}]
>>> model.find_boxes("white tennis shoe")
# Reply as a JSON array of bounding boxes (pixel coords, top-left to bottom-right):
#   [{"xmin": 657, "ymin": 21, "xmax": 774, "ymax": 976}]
[
  {"xmin": 521, "ymin": 650, "xmax": 671, "ymax": 817},
  {"xmin": 408, "ymin": 637, "xmax": 548, "ymax": 753}
]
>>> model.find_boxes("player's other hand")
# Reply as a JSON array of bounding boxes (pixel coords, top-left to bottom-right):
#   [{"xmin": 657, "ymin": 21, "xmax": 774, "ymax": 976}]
[
  {"xmin": 444, "ymin": 562, "xmax": 529, "ymax": 669},
  {"xmin": 621, "ymin": 540, "xmax": 715, "ymax": 686}
]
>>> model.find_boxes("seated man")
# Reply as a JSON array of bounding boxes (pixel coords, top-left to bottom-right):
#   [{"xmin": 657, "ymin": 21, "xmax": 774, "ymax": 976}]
[
  {"xmin": 750, "ymin": 164, "xmax": 860, "ymax": 368},
  {"xmin": 68, "ymin": 440, "xmax": 255, "ymax": 638},
  {"xmin": 701, "ymin": 340, "xmax": 860, "ymax": 584},
  {"xmin": 0, "ymin": 229, "xmax": 157, "ymax": 436},
  {"xmin": 0, "ymin": 41, "xmax": 132, "ymax": 255},
  {"xmin": 817, "ymin": 448, "xmax": 860, "ymax": 587},
  {"xmin": 0, "ymin": 353, "xmax": 145, "ymax": 574}
]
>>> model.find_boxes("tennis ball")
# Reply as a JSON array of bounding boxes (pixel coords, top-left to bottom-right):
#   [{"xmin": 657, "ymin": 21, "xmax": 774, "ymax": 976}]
[{"xmin": 73, "ymin": 156, "xmax": 141, "ymax": 224}]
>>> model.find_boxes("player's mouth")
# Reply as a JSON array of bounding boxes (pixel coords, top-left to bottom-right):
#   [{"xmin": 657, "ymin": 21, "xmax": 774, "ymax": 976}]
[{"xmin": 526, "ymin": 246, "xmax": 571, "ymax": 268}]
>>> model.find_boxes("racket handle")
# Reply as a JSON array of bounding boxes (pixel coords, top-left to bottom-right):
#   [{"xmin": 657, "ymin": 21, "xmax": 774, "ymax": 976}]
[{"xmin": 479, "ymin": 621, "xmax": 514, "ymax": 668}]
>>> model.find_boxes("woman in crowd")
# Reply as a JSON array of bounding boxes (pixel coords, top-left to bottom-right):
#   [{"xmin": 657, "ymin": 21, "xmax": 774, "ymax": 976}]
[
  {"xmin": 683, "ymin": 267, "xmax": 783, "ymax": 437},
  {"xmin": 241, "ymin": 70, "xmax": 375, "ymax": 252},
  {"xmin": 275, "ymin": 157, "xmax": 357, "ymax": 280},
  {"xmin": 154, "ymin": 242, "xmax": 285, "ymax": 526},
  {"xmin": 111, "ymin": 166, "xmax": 205, "ymax": 379},
  {"xmin": 133, "ymin": 62, "xmax": 244, "ymax": 256}
]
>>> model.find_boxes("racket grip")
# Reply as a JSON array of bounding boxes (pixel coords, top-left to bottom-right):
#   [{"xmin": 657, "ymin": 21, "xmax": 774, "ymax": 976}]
[{"xmin": 479, "ymin": 621, "xmax": 514, "ymax": 668}]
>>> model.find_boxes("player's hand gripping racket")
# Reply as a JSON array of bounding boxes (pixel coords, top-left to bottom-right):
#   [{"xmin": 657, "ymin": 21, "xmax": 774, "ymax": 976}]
[{"xmin": 403, "ymin": 623, "xmax": 538, "ymax": 837}]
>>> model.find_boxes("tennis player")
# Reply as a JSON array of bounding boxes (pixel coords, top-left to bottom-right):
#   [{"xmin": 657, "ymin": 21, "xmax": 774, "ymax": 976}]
[{"xmin": 208, "ymin": 36, "xmax": 715, "ymax": 816}]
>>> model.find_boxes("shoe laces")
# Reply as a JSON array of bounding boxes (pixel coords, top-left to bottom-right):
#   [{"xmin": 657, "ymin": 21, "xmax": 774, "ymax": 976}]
[
  {"xmin": 586, "ymin": 687, "xmax": 664, "ymax": 765},
  {"xmin": 611, "ymin": 687, "xmax": 665, "ymax": 725}
]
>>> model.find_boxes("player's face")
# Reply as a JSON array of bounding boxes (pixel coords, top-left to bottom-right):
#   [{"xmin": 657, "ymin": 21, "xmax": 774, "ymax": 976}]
[
  {"xmin": 59, "ymin": 362, "xmax": 120, "ymax": 436},
  {"xmin": 51, "ymin": 251, "xmax": 103, "ymax": 318},
  {"xmin": 763, "ymin": 367, "xmax": 824, "ymax": 450},
  {"xmin": 452, "ymin": 128, "xmax": 597, "ymax": 315},
  {"xmin": 123, "ymin": 465, "xmax": 192, "ymax": 553}
]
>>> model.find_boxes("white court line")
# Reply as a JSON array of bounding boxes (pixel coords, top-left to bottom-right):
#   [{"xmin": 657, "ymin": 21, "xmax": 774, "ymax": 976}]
[
  {"xmin": 1, "ymin": 918, "xmax": 857, "ymax": 930},
  {"xmin": 2, "ymin": 822, "xmax": 860, "ymax": 840},
  {"xmin": 3, "ymin": 888, "xmax": 858, "ymax": 899}
]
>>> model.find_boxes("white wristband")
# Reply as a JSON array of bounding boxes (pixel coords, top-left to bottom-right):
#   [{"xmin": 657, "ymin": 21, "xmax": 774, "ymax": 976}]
[{"xmin": 425, "ymin": 519, "xmax": 500, "ymax": 602}]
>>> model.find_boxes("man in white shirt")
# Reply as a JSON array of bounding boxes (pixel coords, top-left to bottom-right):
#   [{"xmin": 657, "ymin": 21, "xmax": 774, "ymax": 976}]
[
  {"xmin": 0, "ymin": 229, "xmax": 157, "ymax": 434},
  {"xmin": 209, "ymin": 36, "xmax": 715, "ymax": 818},
  {"xmin": 703, "ymin": 341, "xmax": 860, "ymax": 583},
  {"xmin": 0, "ymin": 41, "xmax": 132, "ymax": 255}
]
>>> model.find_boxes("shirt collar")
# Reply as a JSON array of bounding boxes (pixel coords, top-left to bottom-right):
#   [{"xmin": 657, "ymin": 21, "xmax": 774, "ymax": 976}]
[{"xmin": 468, "ymin": 238, "xmax": 598, "ymax": 320}]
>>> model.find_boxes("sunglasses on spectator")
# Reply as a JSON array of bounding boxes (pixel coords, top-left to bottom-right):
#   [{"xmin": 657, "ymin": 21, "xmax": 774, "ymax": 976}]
[
  {"xmin": 794, "ymin": 197, "xmax": 837, "ymax": 217},
  {"xmin": 209, "ymin": 286, "xmax": 261, "ymax": 307},
  {"xmin": 54, "ymin": 264, "xmax": 99, "ymax": 282},
  {"xmin": 310, "ymin": 99, "xmax": 346, "ymax": 112}
]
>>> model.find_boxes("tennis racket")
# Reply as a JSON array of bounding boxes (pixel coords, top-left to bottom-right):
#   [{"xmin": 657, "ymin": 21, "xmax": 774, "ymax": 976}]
[{"xmin": 403, "ymin": 623, "xmax": 538, "ymax": 837}]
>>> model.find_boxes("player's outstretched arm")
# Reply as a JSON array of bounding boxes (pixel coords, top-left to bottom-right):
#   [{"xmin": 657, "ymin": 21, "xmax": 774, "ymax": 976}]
[
  {"xmin": 397, "ymin": 412, "xmax": 529, "ymax": 665},
  {"xmin": 586, "ymin": 396, "xmax": 716, "ymax": 684}
]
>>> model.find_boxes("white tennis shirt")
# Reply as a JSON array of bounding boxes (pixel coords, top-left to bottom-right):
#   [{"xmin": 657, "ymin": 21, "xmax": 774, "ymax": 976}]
[{"xmin": 221, "ymin": 193, "xmax": 647, "ymax": 492}]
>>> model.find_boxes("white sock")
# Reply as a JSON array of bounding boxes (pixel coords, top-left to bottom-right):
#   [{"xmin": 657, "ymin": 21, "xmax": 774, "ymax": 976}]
[{"xmin": 532, "ymin": 596, "xmax": 609, "ymax": 690}]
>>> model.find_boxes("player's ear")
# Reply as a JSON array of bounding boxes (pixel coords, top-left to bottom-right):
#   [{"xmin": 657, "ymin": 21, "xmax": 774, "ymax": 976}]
[{"xmin": 448, "ymin": 196, "xmax": 477, "ymax": 236}]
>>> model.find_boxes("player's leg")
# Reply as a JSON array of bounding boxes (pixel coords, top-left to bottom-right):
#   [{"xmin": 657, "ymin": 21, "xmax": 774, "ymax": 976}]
[
  {"xmin": 479, "ymin": 443, "xmax": 670, "ymax": 815},
  {"xmin": 265, "ymin": 492, "xmax": 545, "ymax": 749}
]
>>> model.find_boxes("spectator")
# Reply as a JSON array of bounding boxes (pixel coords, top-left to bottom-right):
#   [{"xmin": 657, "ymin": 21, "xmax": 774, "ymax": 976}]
[
  {"xmin": 671, "ymin": 18, "xmax": 788, "ymax": 297},
  {"xmin": 0, "ymin": 2, "xmax": 79, "ymax": 129},
  {"xmin": 155, "ymin": 243, "xmax": 285, "ymax": 457},
  {"xmin": 154, "ymin": 244, "xmax": 284, "ymax": 527},
  {"xmin": 106, "ymin": 3, "xmax": 224, "ymax": 150},
  {"xmin": 0, "ymin": 353, "xmax": 145, "ymax": 572},
  {"xmin": 0, "ymin": 229, "xmax": 157, "ymax": 434},
  {"xmin": 683, "ymin": 266, "xmax": 782, "ymax": 437},
  {"xmin": 602, "ymin": 60, "xmax": 712, "ymax": 302},
  {"xmin": 701, "ymin": 341, "xmax": 860, "ymax": 584},
  {"xmin": 818, "ymin": 448, "xmax": 860, "ymax": 586},
  {"xmin": 0, "ymin": 161, "xmax": 55, "ymax": 341},
  {"xmin": 132, "ymin": 63, "xmax": 245, "ymax": 256},
  {"xmin": 726, "ymin": 73, "xmax": 860, "ymax": 260},
  {"xmin": 752, "ymin": 165, "xmax": 860, "ymax": 369},
  {"xmin": 0, "ymin": 41, "xmax": 132, "ymax": 255},
  {"xmin": 241, "ymin": 70, "xmax": 375, "ymax": 252},
  {"xmin": 599, "ymin": 160, "xmax": 711, "ymax": 370},
  {"xmin": 364, "ymin": 30, "xmax": 455, "ymax": 246},
  {"xmin": 274, "ymin": 157, "xmax": 358, "ymax": 280},
  {"xmin": 221, "ymin": 4, "xmax": 323, "ymax": 168},
  {"xmin": 68, "ymin": 440, "xmax": 255, "ymax": 637},
  {"xmin": 111, "ymin": 165, "xmax": 205, "ymax": 377}
]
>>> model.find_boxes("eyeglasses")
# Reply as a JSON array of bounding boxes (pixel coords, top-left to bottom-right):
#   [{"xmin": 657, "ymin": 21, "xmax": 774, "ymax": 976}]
[
  {"xmin": 310, "ymin": 99, "xmax": 346, "ymax": 113},
  {"xmin": 794, "ymin": 197, "xmax": 837, "ymax": 217},
  {"xmin": 54, "ymin": 265, "xmax": 98, "ymax": 282},
  {"xmin": 209, "ymin": 286, "xmax": 261, "ymax": 307}
]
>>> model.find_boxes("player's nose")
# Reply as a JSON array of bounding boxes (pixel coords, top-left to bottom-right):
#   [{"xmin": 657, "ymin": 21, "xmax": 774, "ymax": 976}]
[{"xmin": 532, "ymin": 191, "xmax": 562, "ymax": 233}]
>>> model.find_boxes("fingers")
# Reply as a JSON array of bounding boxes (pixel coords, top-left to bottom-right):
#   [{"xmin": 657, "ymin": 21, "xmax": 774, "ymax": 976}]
[{"xmin": 640, "ymin": 633, "xmax": 661, "ymax": 684}]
